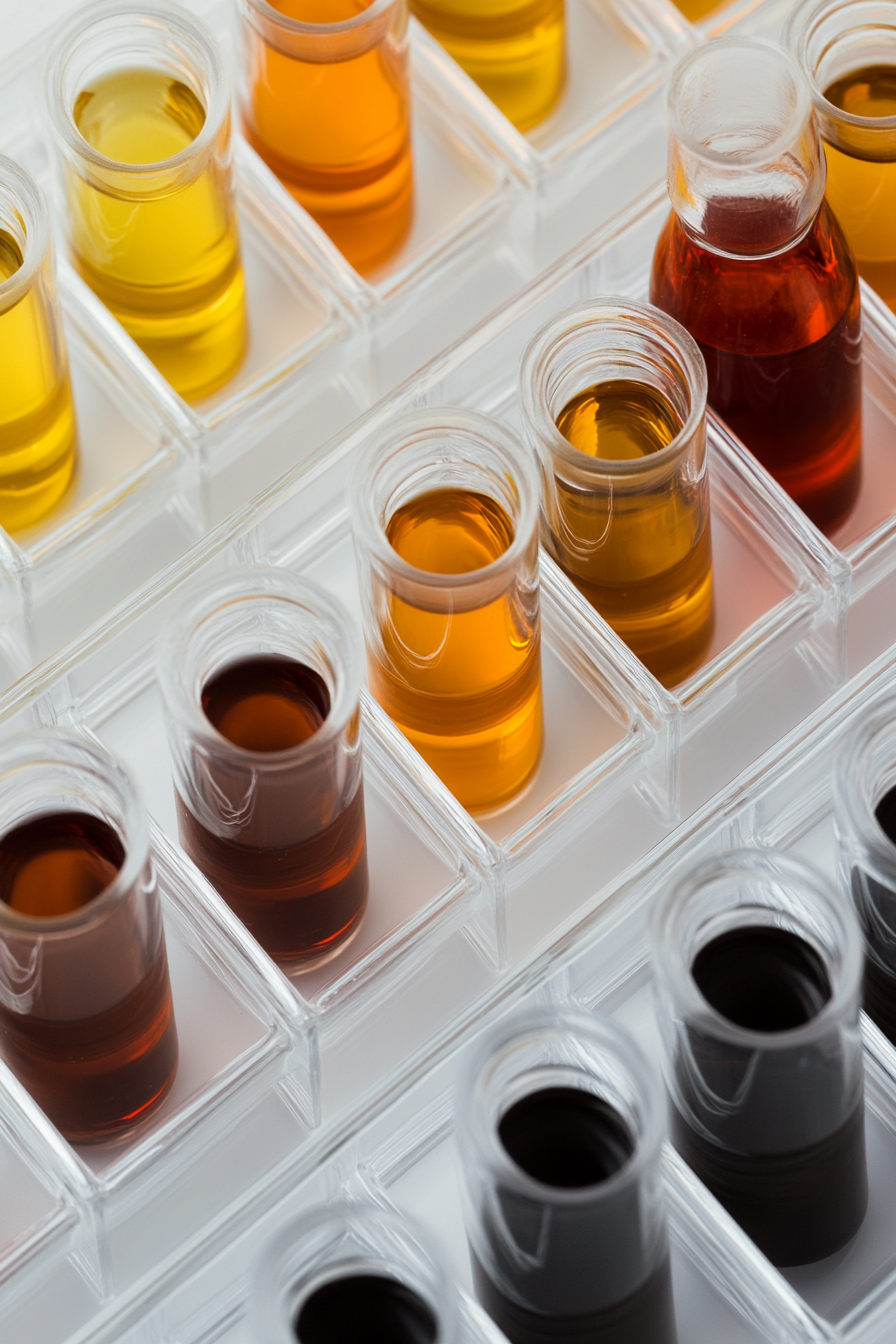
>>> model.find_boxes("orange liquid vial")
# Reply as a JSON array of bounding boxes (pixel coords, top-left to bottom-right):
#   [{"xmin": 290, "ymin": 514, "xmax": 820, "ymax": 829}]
[{"xmin": 240, "ymin": 0, "xmax": 414, "ymax": 274}]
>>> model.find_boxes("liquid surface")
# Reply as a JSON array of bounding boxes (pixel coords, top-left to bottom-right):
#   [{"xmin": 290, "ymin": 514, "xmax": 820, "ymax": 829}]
[
  {"xmin": 371, "ymin": 488, "xmax": 543, "ymax": 812},
  {"xmin": 670, "ymin": 0, "xmax": 724, "ymax": 22},
  {"xmin": 410, "ymin": 0, "xmax": 565, "ymax": 131},
  {"xmin": 499, "ymin": 1086, "xmax": 634, "ymax": 1187},
  {"xmin": 823, "ymin": 65, "xmax": 896, "ymax": 311},
  {"xmin": 556, "ymin": 378, "xmax": 681, "ymax": 461},
  {"xmin": 692, "ymin": 926, "xmax": 832, "ymax": 1031},
  {"xmin": 0, "ymin": 812, "xmax": 123, "ymax": 918},
  {"xmin": 242, "ymin": 0, "xmax": 413, "ymax": 273},
  {"xmin": 70, "ymin": 67, "xmax": 247, "ymax": 401},
  {"xmin": 202, "ymin": 656, "xmax": 330, "ymax": 753},
  {"xmin": 296, "ymin": 1275, "xmax": 438, "ymax": 1344}
]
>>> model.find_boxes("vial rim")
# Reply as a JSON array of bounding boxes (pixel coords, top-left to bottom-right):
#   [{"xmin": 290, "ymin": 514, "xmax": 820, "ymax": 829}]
[
  {"xmin": 786, "ymin": 0, "xmax": 896, "ymax": 136},
  {"xmin": 0, "ymin": 155, "xmax": 50, "ymax": 311},
  {"xmin": 239, "ymin": 0, "xmax": 398, "ymax": 39}
]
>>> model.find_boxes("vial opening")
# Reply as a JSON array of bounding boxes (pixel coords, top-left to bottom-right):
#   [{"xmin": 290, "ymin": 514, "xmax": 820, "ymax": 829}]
[
  {"xmin": 74, "ymin": 69, "xmax": 206, "ymax": 167},
  {"xmin": 498, "ymin": 1086, "xmax": 635, "ymax": 1188},
  {"xmin": 386, "ymin": 489, "xmax": 515, "ymax": 576},
  {"xmin": 0, "ymin": 812, "xmax": 124, "ymax": 919},
  {"xmin": 692, "ymin": 926, "xmax": 833, "ymax": 1032},
  {"xmin": 295, "ymin": 1274, "xmax": 439, "ymax": 1344},
  {"xmin": 555, "ymin": 379, "xmax": 683, "ymax": 462},
  {"xmin": 825, "ymin": 64, "xmax": 896, "ymax": 119},
  {"xmin": 671, "ymin": 43, "xmax": 806, "ymax": 163},
  {"xmin": 202, "ymin": 656, "xmax": 331, "ymax": 753},
  {"xmin": 0, "ymin": 228, "xmax": 23, "ymax": 282}
]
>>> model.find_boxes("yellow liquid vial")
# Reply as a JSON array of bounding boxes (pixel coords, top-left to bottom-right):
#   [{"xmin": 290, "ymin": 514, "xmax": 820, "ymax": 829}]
[
  {"xmin": 411, "ymin": 0, "xmax": 565, "ymax": 131},
  {"xmin": 0, "ymin": 231, "xmax": 78, "ymax": 531},
  {"xmin": 68, "ymin": 69, "xmax": 247, "ymax": 402},
  {"xmin": 554, "ymin": 379, "xmax": 715, "ymax": 687},
  {"xmin": 369, "ymin": 487, "xmax": 543, "ymax": 813},
  {"xmin": 671, "ymin": 0, "xmax": 725, "ymax": 24},
  {"xmin": 823, "ymin": 65, "xmax": 896, "ymax": 312}
]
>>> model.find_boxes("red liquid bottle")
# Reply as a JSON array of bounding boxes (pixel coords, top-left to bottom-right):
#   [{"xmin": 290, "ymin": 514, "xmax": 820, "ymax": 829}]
[{"xmin": 650, "ymin": 38, "xmax": 862, "ymax": 534}]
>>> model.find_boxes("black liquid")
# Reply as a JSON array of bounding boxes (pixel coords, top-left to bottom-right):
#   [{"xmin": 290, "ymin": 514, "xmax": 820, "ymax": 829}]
[
  {"xmin": 675, "ymin": 926, "xmax": 867, "ymax": 1265},
  {"xmin": 851, "ymin": 784, "xmax": 896, "ymax": 1044},
  {"xmin": 296, "ymin": 1275, "xmax": 437, "ymax": 1344},
  {"xmin": 474, "ymin": 1087, "xmax": 677, "ymax": 1344}
]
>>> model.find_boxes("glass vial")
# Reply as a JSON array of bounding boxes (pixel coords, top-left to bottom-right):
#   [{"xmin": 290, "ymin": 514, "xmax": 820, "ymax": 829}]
[
  {"xmin": 520, "ymin": 296, "xmax": 714, "ymax": 689},
  {"xmin": 834, "ymin": 694, "xmax": 896, "ymax": 1044},
  {"xmin": 788, "ymin": 0, "xmax": 896, "ymax": 313},
  {"xmin": 238, "ymin": 0, "xmax": 414, "ymax": 275},
  {"xmin": 650, "ymin": 848, "xmax": 867, "ymax": 1266},
  {"xmin": 0, "ymin": 155, "xmax": 78, "ymax": 532},
  {"xmin": 410, "ymin": 0, "xmax": 565, "ymax": 131},
  {"xmin": 247, "ymin": 1202, "xmax": 456, "ymax": 1344},
  {"xmin": 158, "ymin": 568, "xmax": 369, "ymax": 969},
  {"xmin": 650, "ymin": 38, "xmax": 862, "ymax": 535},
  {"xmin": 0, "ymin": 732, "xmax": 178, "ymax": 1143},
  {"xmin": 455, "ymin": 1007, "xmax": 677, "ymax": 1344},
  {"xmin": 45, "ymin": 1, "xmax": 248, "ymax": 403},
  {"xmin": 351, "ymin": 407, "xmax": 543, "ymax": 815}
]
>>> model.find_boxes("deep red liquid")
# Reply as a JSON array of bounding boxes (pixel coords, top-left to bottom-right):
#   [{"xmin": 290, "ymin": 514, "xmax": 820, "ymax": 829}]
[{"xmin": 650, "ymin": 201, "xmax": 862, "ymax": 533}]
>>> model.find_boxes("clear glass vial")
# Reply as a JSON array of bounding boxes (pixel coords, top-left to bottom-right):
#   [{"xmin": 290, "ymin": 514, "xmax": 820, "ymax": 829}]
[
  {"xmin": 520, "ymin": 296, "xmax": 714, "ymax": 689},
  {"xmin": 650, "ymin": 848, "xmax": 867, "ymax": 1266},
  {"xmin": 158, "ymin": 567, "xmax": 368, "ymax": 970},
  {"xmin": 455, "ymin": 1007, "xmax": 677, "ymax": 1344},
  {"xmin": 0, "ymin": 155, "xmax": 78, "ymax": 532},
  {"xmin": 247, "ymin": 1202, "xmax": 456, "ymax": 1344},
  {"xmin": 0, "ymin": 731, "xmax": 178, "ymax": 1143},
  {"xmin": 351, "ymin": 406, "xmax": 543, "ymax": 815}
]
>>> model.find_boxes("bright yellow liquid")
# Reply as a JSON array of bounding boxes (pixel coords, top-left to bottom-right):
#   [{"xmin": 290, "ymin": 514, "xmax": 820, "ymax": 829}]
[
  {"xmin": 69, "ymin": 69, "xmax": 247, "ymax": 402},
  {"xmin": 0, "ymin": 232, "xmax": 78, "ymax": 531},
  {"xmin": 369, "ymin": 488, "xmax": 543, "ymax": 812},
  {"xmin": 411, "ymin": 0, "xmax": 565, "ymax": 131},
  {"xmin": 823, "ymin": 65, "xmax": 896, "ymax": 312},
  {"xmin": 553, "ymin": 379, "xmax": 714, "ymax": 687}
]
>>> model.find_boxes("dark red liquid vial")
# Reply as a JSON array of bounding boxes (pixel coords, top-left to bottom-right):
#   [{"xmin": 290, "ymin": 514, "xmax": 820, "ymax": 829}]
[
  {"xmin": 0, "ymin": 812, "xmax": 178, "ymax": 1143},
  {"xmin": 178, "ymin": 655, "xmax": 368, "ymax": 966},
  {"xmin": 650, "ymin": 200, "xmax": 862, "ymax": 534}
]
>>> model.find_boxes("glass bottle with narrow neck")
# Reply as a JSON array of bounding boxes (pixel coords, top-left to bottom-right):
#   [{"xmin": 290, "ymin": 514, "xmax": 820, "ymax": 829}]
[{"xmin": 650, "ymin": 38, "xmax": 862, "ymax": 536}]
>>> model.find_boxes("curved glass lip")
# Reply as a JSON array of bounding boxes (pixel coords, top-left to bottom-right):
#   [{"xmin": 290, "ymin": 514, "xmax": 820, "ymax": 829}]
[
  {"xmin": 157, "ymin": 567, "xmax": 364, "ymax": 770},
  {"xmin": 0, "ymin": 155, "xmax": 50, "ymax": 311},
  {"xmin": 350, "ymin": 406, "xmax": 541, "ymax": 594},
  {"xmin": 668, "ymin": 37, "xmax": 815, "ymax": 170},
  {"xmin": 0, "ymin": 730, "xmax": 149, "ymax": 937},
  {"xmin": 457, "ymin": 1006, "xmax": 665, "ymax": 1208},
  {"xmin": 241, "ymin": 0, "xmax": 397, "ymax": 38},
  {"xmin": 786, "ymin": 0, "xmax": 896, "ymax": 134},
  {"xmin": 519, "ymin": 296, "xmax": 708, "ymax": 480},
  {"xmin": 835, "ymin": 693, "xmax": 896, "ymax": 884},
  {"xmin": 44, "ymin": 1, "xmax": 230, "ymax": 178},
  {"xmin": 650, "ymin": 848, "xmax": 864, "ymax": 1050}
]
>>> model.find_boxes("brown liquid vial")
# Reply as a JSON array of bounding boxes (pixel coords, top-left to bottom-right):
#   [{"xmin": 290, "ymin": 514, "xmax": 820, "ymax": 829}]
[
  {"xmin": 369, "ymin": 489, "xmax": 543, "ymax": 813},
  {"xmin": 650, "ymin": 201, "xmax": 862, "ymax": 534},
  {"xmin": 552, "ymin": 379, "xmax": 714, "ymax": 687},
  {"xmin": 0, "ymin": 812, "xmax": 178, "ymax": 1143},
  {"xmin": 177, "ymin": 656, "xmax": 368, "ymax": 965}
]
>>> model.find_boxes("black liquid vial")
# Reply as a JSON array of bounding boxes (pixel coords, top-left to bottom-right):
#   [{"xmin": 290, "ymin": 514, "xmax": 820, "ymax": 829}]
[
  {"xmin": 673, "ymin": 926, "xmax": 868, "ymax": 1266},
  {"xmin": 474, "ymin": 1086, "xmax": 677, "ymax": 1344},
  {"xmin": 296, "ymin": 1274, "xmax": 438, "ymax": 1344},
  {"xmin": 850, "ymin": 783, "xmax": 896, "ymax": 1044}
]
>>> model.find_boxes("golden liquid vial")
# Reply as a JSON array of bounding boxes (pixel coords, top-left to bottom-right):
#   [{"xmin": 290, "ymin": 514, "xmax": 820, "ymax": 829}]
[
  {"xmin": 0, "ymin": 230, "xmax": 78, "ymax": 531},
  {"xmin": 553, "ymin": 379, "xmax": 714, "ymax": 687},
  {"xmin": 670, "ymin": 0, "xmax": 725, "ymax": 24},
  {"xmin": 369, "ymin": 488, "xmax": 543, "ymax": 812},
  {"xmin": 411, "ymin": 0, "xmax": 565, "ymax": 131},
  {"xmin": 823, "ymin": 65, "xmax": 896, "ymax": 311},
  {"xmin": 68, "ymin": 69, "xmax": 247, "ymax": 402}
]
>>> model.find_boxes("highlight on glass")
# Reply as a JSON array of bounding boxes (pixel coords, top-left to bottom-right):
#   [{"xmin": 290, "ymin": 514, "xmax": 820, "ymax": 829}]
[
  {"xmin": 455, "ymin": 1007, "xmax": 678, "ymax": 1344},
  {"xmin": 410, "ymin": 0, "xmax": 565, "ymax": 131},
  {"xmin": 237, "ymin": 0, "xmax": 414, "ymax": 275},
  {"xmin": 351, "ymin": 407, "xmax": 543, "ymax": 815},
  {"xmin": 520, "ymin": 296, "xmax": 714, "ymax": 689},
  {"xmin": 247, "ymin": 1202, "xmax": 456, "ymax": 1344},
  {"xmin": 788, "ymin": 0, "xmax": 896, "ymax": 313},
  {"xmin": 0, "ymin": 155, "xmax": 78, "ymax": 532},
  {"xmin": 0, "ymin": 732, "xmax": 178, "ymax": 1143},
  {"xmin": 650, "ymin": 38, "xmax": 862, "ymax": 535},
  {"xmin": 158, "ymin": 568, "xmax": 369, "ymax": 969},
  {"xmin": 650, "ymin": 848, "xmax": 867, "ymax": 1266},
  {"xmin": 45, "ymin": 1, "xmax": 248, "ymax": 403}
]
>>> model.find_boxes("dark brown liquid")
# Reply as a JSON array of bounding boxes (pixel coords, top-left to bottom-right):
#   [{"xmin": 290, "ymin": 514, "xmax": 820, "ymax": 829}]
[
  {"xmin": 180, "ymin": 656, "xmax": 368, "ymax": 965},
  {"xmin": 296, "ymin": 1275, "xmax": 437, "ymax": 1344},
  {"xmin": 848, "ymin": 783, "xmax": 896, "ymax": 1043},
  {"xmin": 0, "ymin": 813, "xmax": 178, "ymax": 1142}
]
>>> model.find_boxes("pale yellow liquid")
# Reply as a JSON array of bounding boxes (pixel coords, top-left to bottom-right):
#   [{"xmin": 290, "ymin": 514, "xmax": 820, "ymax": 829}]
[
  {"xmin": 0, "ymin": 232, "xmax": 78, "ymax": 531},
  {"xmin": 69, "ymin": 69, "xmax": 247, "ymax": 402}
]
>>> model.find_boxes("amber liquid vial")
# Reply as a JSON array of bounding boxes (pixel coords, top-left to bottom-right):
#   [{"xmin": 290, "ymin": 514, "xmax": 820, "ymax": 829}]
[
  {"xmin": 352, "ymin": 410, "xmax": 543, "ymax": 814},
  {"xmin": 521, "ymin": 298, "xmax": 714, "ymax": 688},
  {"xmin": 238, "ymin": 0, "xmax": 413, "ymax": 274},
  {"xmin": 411, "ymin": 0, "xmax": 565, "ymax": 131},
  {"xmin": 651, "ymin": 39, "xmax": 862, "ymax": 535},
  {"xmin": 159, "ymin": 571, "xmax": 368, "ymax": 968},
  {"xmin": 0, "ymin": 157, "xmax": 78, "ymax": 532},
  {"xmin": 46, "ymin": 6, "xmax": 248, "ymax": 403},
  {"xmin": 0, "ymin": 736, "xmax": 178, "ymax": 1143}
]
